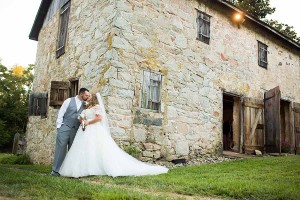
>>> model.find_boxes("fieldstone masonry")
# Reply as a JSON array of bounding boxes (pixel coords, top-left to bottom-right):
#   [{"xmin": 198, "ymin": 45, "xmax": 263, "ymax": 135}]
[{"xmin": 26, "ymin": 0, "xmax": 300, "ymax": 164}]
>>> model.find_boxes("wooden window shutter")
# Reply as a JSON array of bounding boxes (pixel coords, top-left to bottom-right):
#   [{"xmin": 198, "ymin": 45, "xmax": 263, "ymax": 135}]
[
  {"xmin": 149, "ymin": 72, "xmax": 162, "ymax": 103},
  {"xmin": 56, "ymin": 1, "xmax": 71, "ymax": 58},
  {"xmin": 258, "ymin": 41, "xmax": 268, "ymax": 68},
  {"xmin": 196, "ymin": 10, "xmax": 210, "ymax": 44},
  {"xmin": 141, "ymin": 70, "xmax": 162, "ymax": 111},
  {"xmin": 50, "ymin": 81, "xmax": 69, "ymax": 108},
  {"xmin": 37, "ymin": 93, "xmax": 48, "ymax": 118},
  {"xmin": 28, "ymin": 93, "xmax": 35, "ymax": 116},
  {"xmin": 28, "ymin": 93, "xmax": 48, "ymax": 118},
  {"xmin": 141, "ymin": 70, "xmax": 151, "ymax": 109}
]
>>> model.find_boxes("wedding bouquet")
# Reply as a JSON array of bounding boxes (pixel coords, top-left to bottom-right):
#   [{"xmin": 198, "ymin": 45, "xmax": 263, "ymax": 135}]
[{"xmin": 78, "ymin": 113, "xmax": 87, "ymax": 131}]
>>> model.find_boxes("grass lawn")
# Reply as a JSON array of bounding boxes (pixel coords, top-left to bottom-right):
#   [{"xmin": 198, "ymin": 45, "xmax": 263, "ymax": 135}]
[{"xmin": 0, "ymin": 153, "xmax": 299, "ymax": 199}]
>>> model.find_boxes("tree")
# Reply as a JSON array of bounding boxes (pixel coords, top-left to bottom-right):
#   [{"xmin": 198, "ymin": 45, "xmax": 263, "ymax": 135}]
[
  {"xmin": 226, "ymin": 0, "xmax": 300, "ymax": 44},
  {"xmin": 228, "ymin": 0, "xmax": 275, "ymax": 19},
  {"xmin": 264, "ymin": 19, "xmax": 300, "ymax": 44},
  {"xmin": 0, "ymin": 62, "xmax": 33, "ymax": 152}
]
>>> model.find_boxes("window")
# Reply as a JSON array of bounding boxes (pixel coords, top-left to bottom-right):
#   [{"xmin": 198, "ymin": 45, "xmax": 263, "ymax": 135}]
[
  {"xmin": 56, "ymin": 1, "xmax": 71, "ymax": 58},
  {"xmin": 49, "ymin": 81, "xmax": 69, "ymax": 108},
  {"xmin": 28, "ymin": 93, "xmax": 48, "ymax": 118},
  {"xmin": 69, "ymin": 79, "xmax": 79, "ymax": 97},
  {"xmin": 258, "ymin": 41, "xmax": 268, "ymax": 68},
  {"xmin": 196, "ymin": 10, "xmax": 211, "ymax": 44},
  {"xmin": 141, "ymin": 70, "xmax": 162, "ymax": 111}
]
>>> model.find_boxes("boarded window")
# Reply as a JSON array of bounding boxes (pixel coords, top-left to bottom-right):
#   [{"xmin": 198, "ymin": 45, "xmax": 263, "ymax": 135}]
[
  {"xmin": 28, "ymin": 93, "xmax": 48, "ymax": 118},
  {"xmin": 70, "ymin": 79, "xmax": 79, "ymax": 97},
  {"xmin": 141, "ymin": 70, "xmax": 162, "ymax": 111},
  {"xmin": 258, "ymin": 41, "xmax": 268, "ymax": 68},
  {"xmin": 49, "ymin": 81, "xmax": 69, "ymax": 108},
  {"xmin": 196, "ymin": 10, "xmax": 210, "ymax": 44},
  {"xmin": 56, "ymin": 1, "xmax": 71, "ymax": 58}
]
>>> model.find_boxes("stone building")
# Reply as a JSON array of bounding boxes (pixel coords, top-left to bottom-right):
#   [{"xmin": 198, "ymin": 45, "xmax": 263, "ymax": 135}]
[{"xmin": 27, "ymin": 0, "xmax": 300, "ymax": 164}]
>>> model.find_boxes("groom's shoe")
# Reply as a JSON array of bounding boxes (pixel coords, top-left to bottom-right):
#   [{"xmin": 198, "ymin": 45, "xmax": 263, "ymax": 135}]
[{"xmin": 50, "ymin": 171, "xmax": 60, "ymax": 176}]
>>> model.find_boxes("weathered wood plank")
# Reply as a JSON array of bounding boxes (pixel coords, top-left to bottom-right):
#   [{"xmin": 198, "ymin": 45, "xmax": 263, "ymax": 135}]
[
  {"xmin": 50, "ymin": 81, "xmax": 69, "ymax": 107},
  {"xmin": 244, "ymin": 97, "xmax": 264, "ymax": 109},
  {"xmin": 142, "ymin": 70, "xmax": 150, "ymax": 109},
  {"xmin": 257, "ymin": 110, "xmax": 264, "ymax": 146},
  {"xmin": 294, "ymin": 102, "xmax": 300, "ymax": 154},
  {"xmin": 264, "ymin": 86, "xmax": 281, "ymax": 153},
  {"xmin": 232, "ymin": 97, "xmax": 240, "ymax": 152},
  {"xmin": 249, "ymin": 109, "xmax": 262, "ymax": 145},
  {"xmin": 244, "ymin": 105, "xmax": 250, "ymax": 146},
  {"xmin": 244, "ymin": 97, "xmax": 265, "ymax": 153}
]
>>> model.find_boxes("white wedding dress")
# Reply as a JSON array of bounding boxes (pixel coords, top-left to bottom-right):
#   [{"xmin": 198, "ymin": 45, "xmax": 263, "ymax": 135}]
[{"xmin": 59, "ymin": 104, "xmax": 168, "ymax": 178}]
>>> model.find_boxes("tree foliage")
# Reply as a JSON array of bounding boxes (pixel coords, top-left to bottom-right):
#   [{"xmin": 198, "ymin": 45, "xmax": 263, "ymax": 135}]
[
  {"xmin": 228, "ymin": 0, "xmax": 275, "ymax": 19},
  {"xmin": 227, "ymin": 0, "xmax": 300, "ymax": 44},
  {"xmin": 264, "ymin": 19, "xmax": 300, "ymax": 44},
  {"xmin": 0, "ymin": 62, "xmax": 33, "ymax": 151}
]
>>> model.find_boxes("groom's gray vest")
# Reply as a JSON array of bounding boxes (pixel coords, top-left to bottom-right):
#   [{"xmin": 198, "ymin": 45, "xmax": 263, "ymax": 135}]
[{"xmin": 62, "ymin": 97, "xmax": 83, "ymax": 129}]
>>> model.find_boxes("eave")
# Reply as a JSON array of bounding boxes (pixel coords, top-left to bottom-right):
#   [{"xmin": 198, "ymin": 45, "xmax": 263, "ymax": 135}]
[
  {"xmin": 29, "ymin": 0, "xmax": 52, "ymax": 41},
  {"xmin": 215, "ymin": 0, "xmax": 300, "ymax": 51}
]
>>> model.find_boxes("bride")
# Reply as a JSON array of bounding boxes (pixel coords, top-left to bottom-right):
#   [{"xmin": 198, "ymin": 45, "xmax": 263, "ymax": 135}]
[{"xmin": 59, "ymin": 93, "xmax": 168, "ymax": 178}]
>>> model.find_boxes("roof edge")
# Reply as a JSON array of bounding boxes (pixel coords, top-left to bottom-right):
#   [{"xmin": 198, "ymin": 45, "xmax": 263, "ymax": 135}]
[
  {"xmin": 29, "ymin": 0, "xmax": 53, "ymax": 41},
  {"xmin": 216, "ymin": 0, "xmax": 300, "ymax": 51},
  {"xmin": 29, "ymin": 0, "xmax": 300, "ymax": 51}
]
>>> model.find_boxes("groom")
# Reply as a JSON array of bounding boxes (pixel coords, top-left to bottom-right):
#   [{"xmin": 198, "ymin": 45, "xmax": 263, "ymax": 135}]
[{"xmin": 51, "ymin": 88, "xmax": 90, "ymax": 176}]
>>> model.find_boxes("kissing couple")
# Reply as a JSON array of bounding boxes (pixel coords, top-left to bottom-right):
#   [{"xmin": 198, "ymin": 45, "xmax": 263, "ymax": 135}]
[{"xmin": 51, "ymin": 88, "xmax": 168, "ymax": 178}]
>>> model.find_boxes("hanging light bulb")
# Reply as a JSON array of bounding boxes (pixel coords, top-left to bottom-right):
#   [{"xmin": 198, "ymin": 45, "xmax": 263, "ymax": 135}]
[{"xmin": 233, "ymin": 12, "xmax": 245, "ymax": 24}]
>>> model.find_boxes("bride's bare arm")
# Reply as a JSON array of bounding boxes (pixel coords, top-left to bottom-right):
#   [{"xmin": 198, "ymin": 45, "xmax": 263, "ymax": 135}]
[{"xmin": 85, "ymin": 114, "xmax": 102, "ymax": 125}]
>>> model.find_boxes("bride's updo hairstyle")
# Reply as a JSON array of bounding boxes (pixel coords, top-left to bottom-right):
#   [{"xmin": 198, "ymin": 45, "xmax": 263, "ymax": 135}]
[{"xmin": 88, "ymin": 94, "xmax": 98, "ymax": 107}]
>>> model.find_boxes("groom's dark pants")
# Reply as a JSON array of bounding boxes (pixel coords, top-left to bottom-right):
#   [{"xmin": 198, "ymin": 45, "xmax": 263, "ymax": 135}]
[{"xmin": 52, "ymin": 124, "xmax": 77, "ymax": 173}]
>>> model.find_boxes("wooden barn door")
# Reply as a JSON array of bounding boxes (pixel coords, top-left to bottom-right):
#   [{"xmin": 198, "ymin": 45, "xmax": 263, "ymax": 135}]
[
  {"xmin": 294, "ymin": 102, "xmax": 300, "ymax": 154},
  {"xmin": 243, "ymin": 98, "xmax": 264, "ymax": 154},
  {"xmin": 264, "ymin": 86, "xmax": 281, "ymax": 153}
]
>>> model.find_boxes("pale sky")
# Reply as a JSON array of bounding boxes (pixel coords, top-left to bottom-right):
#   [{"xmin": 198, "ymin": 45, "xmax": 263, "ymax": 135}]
[{"xmin": 0, "ymin": 0, "xmax": 299, "ymax": 68}]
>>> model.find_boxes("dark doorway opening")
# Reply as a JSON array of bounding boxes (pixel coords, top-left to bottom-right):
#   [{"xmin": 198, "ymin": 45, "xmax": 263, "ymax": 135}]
[
  {"xmin": 223, "ymin": 95, "xmax": 233, "ymax": 151},
  {"xmin": 223, "ymin": 93, "xmax": 241, "ymax": 152}
]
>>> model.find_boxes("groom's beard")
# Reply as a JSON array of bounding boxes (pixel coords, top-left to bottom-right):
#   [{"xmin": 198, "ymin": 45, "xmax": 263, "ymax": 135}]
[{"xmin": 81, "ymin": 96, "xmax": 88, "ymax": 101}]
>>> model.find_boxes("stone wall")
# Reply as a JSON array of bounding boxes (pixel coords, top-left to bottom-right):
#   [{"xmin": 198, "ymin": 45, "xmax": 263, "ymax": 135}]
[
  {"xmin": 26, "ymin": 0, "xmax": 117, "ymax": 164},
  {"xmin": 26, "ymin": 0, "xmax": 300, "ymax": 164},
  {"xmin": 108, "ymin": 0, "xmax": 300, "ymax": 161}
]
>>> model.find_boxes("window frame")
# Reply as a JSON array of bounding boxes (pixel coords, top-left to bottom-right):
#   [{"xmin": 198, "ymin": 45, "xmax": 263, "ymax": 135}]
[
  {"xmin": 196, "ymin": 10, "xmax": 211, "ymax": 45},
  {"xmin": 258, "ymin": 41, "xmax": 268, "ymax": 69},
  {"xmin": 69, "ymin": 79, "xmax": 79, "ymax": 98}
]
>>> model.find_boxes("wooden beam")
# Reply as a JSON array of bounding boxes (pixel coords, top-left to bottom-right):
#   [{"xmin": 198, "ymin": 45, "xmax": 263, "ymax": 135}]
[{"xmin": 249, "ymin": 109, "xmax": 262, "ymax": 144}]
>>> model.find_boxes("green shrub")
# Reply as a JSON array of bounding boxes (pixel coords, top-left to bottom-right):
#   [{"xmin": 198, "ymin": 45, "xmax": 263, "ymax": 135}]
[{"xmin": 0, "ymin": 153, "xmax": 32, "ymax": 164}]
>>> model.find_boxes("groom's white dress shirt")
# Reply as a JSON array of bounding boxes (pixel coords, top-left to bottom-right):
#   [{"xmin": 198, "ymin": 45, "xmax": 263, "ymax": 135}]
[{"xmin": 56, "ymin": 96, "xmax": 82, "ymax": 128}]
